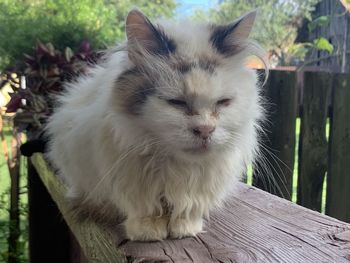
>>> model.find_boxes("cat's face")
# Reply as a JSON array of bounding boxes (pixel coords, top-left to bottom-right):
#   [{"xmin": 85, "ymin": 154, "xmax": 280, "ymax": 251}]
[
  {"xmin": 140, "ymin": 62, "xmax": 259, "ymax": 160},
  {"xmin": 114, "ymin": 10, "xmax": 264, "ymax": 161}
]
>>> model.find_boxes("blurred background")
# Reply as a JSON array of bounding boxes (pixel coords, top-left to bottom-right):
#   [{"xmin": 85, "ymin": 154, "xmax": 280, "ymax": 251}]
[{"xmin": 0, "ymin": 0, "xmax": 349, "ymax": 262}]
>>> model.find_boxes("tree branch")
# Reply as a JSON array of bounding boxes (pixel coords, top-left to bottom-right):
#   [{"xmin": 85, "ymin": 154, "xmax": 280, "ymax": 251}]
[{"xmin": 297, "ymin": 51, "xmax": 350, "ymax": 71}]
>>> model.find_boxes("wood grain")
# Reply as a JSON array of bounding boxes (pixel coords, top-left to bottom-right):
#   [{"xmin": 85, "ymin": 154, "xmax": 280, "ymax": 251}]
[
  {"xmin": 327, "ymin": 73, "xmax": 350, "ymax": 223},
  {"xmin": 297, "ymin": 71, "xmax": 331, "ymax": 211},
  {"xmin": 253, "ymin": 70, "xmax": 297, "ymax": 200},
  {"xmin": 31, "ymin": 154, "xmax": 350, "ymax": 263}
]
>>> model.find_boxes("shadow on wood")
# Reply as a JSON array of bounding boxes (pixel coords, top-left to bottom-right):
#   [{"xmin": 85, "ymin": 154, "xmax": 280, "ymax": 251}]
[{"xmin": 28, "ymin": 160, "xmax": 71, "ymax": 262}]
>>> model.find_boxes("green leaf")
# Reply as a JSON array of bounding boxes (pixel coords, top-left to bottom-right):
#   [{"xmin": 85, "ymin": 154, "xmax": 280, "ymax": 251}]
[
  {"xmin": 308, "ymin": 16, "xmax": 330, "ymax": 32},
  {"xmin": 313, "ymin": 37, "xmax": 334, "ymax": 54},
  {"xmin": 288, "ymin": 43, "xmax": 312, "ymax": 59}
]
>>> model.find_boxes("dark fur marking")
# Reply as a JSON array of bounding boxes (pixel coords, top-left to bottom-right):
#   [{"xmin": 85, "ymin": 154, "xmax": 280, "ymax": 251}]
[
  {"xmin": 151, "ymin": 25, "xmax": 177, "ymax": 55},
  {"xmin": 115, "ymin": 68, "xmax": 155, "ymax": 115},
  {"xmin": 142, "ymin": 15, "xmax": 176, "ymax": 56},
  {"xmin": 67, "ymin": 195, "xmax": 124, "ymax": 227},
  {"xmin": 172, "ymin": 58, "xmax": 218, "ymax": 74},
  {"xmin": 173, "ymin": 61, "xmax": 196, "ymax": 74},
  {"xmin": 198, "ymin": 58, "xmax": 218, "ymax": 73},
  {"xmin": 210, "ymin": 21, "xmax": 242, "ymax": 56}
]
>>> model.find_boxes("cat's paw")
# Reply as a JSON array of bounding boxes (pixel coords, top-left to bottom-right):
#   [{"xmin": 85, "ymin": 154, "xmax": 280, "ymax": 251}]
[
  {"xmin": 125, "ymin": 216, "xmax": 169, "ymax": 241},
  {"xmin": 169, "ymin": 217, "xmax": 203, "ymax": 239}
]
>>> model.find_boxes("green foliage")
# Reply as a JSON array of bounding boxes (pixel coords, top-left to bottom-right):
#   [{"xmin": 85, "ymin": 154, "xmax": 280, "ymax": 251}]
[
  {"xmin": 291, "ymin": 8, "xmax": 345, "ymax": 63},
  {"xmin": 308, "ymin": 15, "xmax": 330, "ymax": 32},
  {"xmin": 289, "ymin": 36, "xmax": 334, "ymax": 60},
  {"xmin": 0, "ymin": 0, "xmax": 177, "ymax": 70},
  {"xmin": 313, "ymin": 37, "xmax": 334, "ymax": 54},
  {"xmin": 194, "ymin": 0, "xmax": 320, "ymax": 65},
  {"xmin": 0, "ymin": 126, "xmax": 28, "ymax": 262},
  {"xmin": 0, "ymin": 190, "xmax": 9, "ymax": 262},
  {"xmin": 288, "ymin": 43, "xmax": 312, "ymax": 59},
  {"xmin": 0, "ymin": 183, "xmax": 28, "ymax": 263}
]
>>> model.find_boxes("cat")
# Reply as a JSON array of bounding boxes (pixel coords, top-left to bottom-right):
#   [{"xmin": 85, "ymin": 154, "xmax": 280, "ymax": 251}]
[{"xmin": 45, "ymin": 9, "xmax": 267, "ymax": 241}]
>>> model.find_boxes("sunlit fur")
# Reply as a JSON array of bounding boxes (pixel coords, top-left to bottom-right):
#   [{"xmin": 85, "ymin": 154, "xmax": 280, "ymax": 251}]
[{"xmin": 46, "ymin": 10, "xmax": 267, "ymax": 241}]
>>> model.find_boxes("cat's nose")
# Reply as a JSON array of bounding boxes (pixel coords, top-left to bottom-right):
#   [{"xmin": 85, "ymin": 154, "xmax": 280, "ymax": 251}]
[{"xmin": 192, "ymin": 125, "xmax": 216, "ymax": 139}]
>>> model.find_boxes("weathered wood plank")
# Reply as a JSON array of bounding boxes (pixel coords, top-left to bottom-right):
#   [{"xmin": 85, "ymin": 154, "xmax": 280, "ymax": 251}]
[
  {"xmin": 253, "ymin": 70, "xmax": 297, "ymax": 200},
  {"xmin": 297, "ymin": 71, "xmax": 331, "ymax": 211},
  {"xmin": 327, "ymin": 73, "xmax": 350, "ymax": 223},
  {"xmin": 123, "ymin": 186, "xmax": 350, "ymax": 263},
  {"xmin": 31, "ymin": 153, "xmax": 350, "ymax": 263}
]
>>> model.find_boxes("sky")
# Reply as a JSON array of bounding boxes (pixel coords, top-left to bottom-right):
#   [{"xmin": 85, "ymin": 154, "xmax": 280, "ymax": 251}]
[{"xmin": 176, "ymin": 0, "xmax": 215, "ymax": 17}]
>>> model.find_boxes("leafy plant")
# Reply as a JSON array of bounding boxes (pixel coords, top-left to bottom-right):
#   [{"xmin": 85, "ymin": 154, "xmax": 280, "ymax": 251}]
[
  {"xmin": 288, "ymin": 35, "xmax": 334, "ymax": 61},
  {"xmin": 308, "ymin": 15, "xmax": 330, "ymax": 32},
  {"xmin": 313, "ymin": 37, "xmax": 334, "ymax": 54},
  {"xmin": 193, "ymin": 0, "xmax": 320, "ymax": 66},
  {"xmin": 4, "ymin": 41, "xmax": 100, "ymax": 133},
  {"xmin": 0, "ymin": 0, "xmax": 177, "ymax": 70}
]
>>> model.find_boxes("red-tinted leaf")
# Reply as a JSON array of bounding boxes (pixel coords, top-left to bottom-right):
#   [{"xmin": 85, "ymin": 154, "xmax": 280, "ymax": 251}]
[
  {"xmin": 9, "ymin": 40, "xmax": 99, "ymax": 132},
  {"xmin": 36, "ymin": 42, "xmax": 49, "ymax": 56},
  {"xmin": 79, "ymin": 40, "xmax": 91, "ymax": 53},
  {"xmin": 6, "ymin": 95, "xmax": 22, "ymax": 113},
  {"xmin": 24, "ymin": 54, "xmax": 36, "ymax": 63}
]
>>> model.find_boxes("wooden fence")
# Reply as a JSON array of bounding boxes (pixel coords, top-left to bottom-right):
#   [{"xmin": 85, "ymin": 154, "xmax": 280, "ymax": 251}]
[{"xmin": 252, "ymin": 69, "xmax": 350, "ymax": 222}]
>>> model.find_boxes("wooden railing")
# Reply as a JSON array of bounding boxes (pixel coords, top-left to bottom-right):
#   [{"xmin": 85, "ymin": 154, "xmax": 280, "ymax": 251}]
[
  {"xmin": 27, "ymin": 69, "xmax": 350, "ymax": 262},
  {"xmin": 252, "ymin": 70, "xmax": 350, "ymax": 222},
  {"xmin": 29, "ymin": 154, "xmax": 350, "ymax": 262}
]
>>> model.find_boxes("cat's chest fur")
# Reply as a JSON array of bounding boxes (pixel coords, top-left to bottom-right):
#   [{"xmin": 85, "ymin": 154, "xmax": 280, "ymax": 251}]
[{"xmin": 94, "ymin": 129, "xmax": 241, "ymax": 216}]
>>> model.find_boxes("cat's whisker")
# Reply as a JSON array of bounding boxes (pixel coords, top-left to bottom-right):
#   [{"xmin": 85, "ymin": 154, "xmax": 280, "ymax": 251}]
[
  {"xmin": 255, "ymin": 151, "xmax": 286, "ymax": 198},
  {"xmin": 254, "ymin": 142, "xmax": 291, "ymax": 199},
  {"xmin": 254, "ymin": 157, "xmax": 273, "ymax": 193},
  {"xmin": 259, "ymin": 142, "xmax": 293, "ymax": 173}
]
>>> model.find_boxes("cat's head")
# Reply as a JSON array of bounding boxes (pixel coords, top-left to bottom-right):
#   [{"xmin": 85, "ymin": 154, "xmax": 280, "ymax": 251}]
[{"xmin": 113, "ymin": 10, "xmax": 266, "ymax": 161}]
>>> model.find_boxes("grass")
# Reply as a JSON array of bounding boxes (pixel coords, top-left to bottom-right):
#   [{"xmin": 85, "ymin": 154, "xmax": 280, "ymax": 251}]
[
  {"xmin": 0, "ymin": 122, "xmax": 28, "ymax": 262},
  {"xmin": 0, "ymin": 125, "xmax": 12, "ymax": 219},
  {"xmin": 0, "ymin": 124, "xmax": 12, "ymax": 262}
]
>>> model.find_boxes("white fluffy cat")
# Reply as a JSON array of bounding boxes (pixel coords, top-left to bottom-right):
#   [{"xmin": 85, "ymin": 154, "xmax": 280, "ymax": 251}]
[{"xmin": 46, "ymin": 9, "xmax": 266, "ymax": 241}]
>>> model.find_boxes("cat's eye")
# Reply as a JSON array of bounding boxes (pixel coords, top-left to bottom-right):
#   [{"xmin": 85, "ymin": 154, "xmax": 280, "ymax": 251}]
[
  {"xmin": 167, "ymin": 99, "xmax": 187, "ymax": 107},
  {"xmin": 216, "ymin": 98, "xmax": 232, "ymax": 107}
]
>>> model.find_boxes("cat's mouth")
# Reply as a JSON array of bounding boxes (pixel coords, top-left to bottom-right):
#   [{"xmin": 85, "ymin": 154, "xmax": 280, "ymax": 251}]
[{"xmin": 183, "ymin": 140, "xmax": 211, "ymax": 154}]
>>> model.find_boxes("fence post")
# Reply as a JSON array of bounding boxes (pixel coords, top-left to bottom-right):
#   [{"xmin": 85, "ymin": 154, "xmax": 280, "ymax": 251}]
[
  {"xmin": 253, "ymin": 70, "xmax": 297, "ymax": 200},
  {"xmin": 327, "ymin": 73, "xmax": 350, "ymax": 223},
  {"xmin": 28, "ymin": 160, "xmax": 71, "ymax": 262},
  {"xmin": 297, "ymin": 71, "xmax": 331, "ymax": 211}
]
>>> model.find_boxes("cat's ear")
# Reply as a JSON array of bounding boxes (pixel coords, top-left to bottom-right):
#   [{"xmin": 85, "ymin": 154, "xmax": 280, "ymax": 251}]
[
  {"xmin": 125, "ymin": 9, "xmax": 176, "ymax": 59},
  {"xmin": 211, "ymin": 10, "xmax": 257, "ymax": 56}
]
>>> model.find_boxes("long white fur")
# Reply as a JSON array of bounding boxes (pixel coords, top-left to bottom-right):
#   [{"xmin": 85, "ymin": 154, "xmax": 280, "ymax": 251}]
[{"xmin": 46, "ymin": 11, "xmax": 266, "ymax": 241}]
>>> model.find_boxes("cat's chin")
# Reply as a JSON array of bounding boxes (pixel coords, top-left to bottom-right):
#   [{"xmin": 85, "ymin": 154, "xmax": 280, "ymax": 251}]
[
  {"xmin": 184, "ymin": 143, "xmax": 209, "ymax": 153},
  {"xmin": 172, "ymin": 145, "xmax": 216, "ymax": 163}
]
